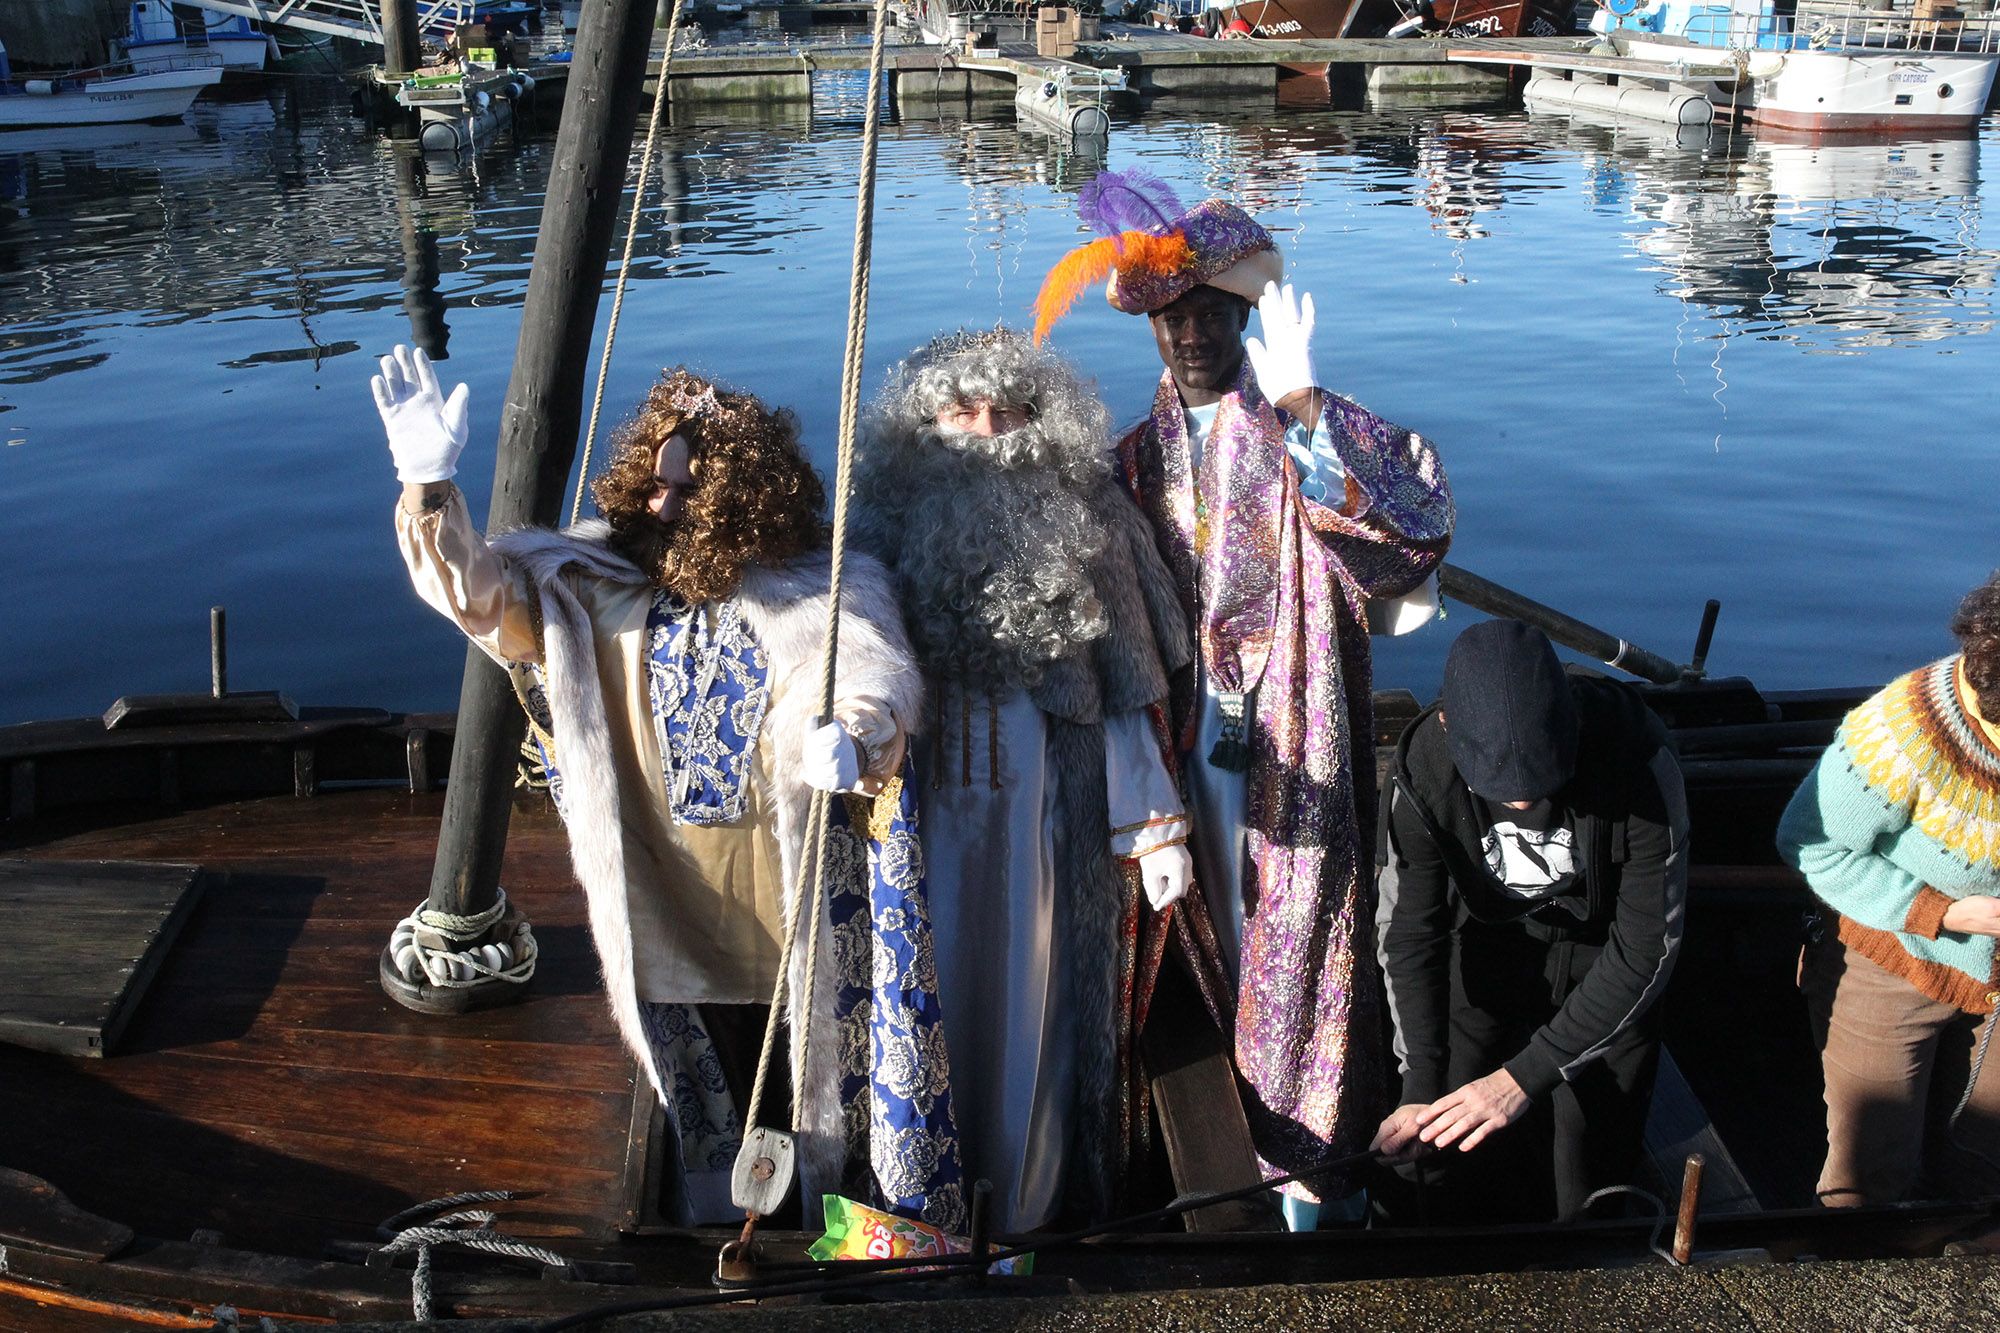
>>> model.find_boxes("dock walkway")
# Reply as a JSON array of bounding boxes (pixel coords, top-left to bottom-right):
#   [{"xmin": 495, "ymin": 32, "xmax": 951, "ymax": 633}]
[{"xmin": 644, "ymin": 26, "xmax": 1579, "ymax": 103}]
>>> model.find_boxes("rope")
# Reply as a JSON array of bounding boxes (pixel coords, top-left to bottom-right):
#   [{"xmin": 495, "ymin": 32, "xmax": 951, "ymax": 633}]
[
  {"xmin": 1580, "ymin": 1184, "xmax": 1678, "ymax": 1265},
  {"xmin": 373, "ymin": 1192, "xmax": 573, "ymax": 1322},
  {"xmin": 1948, "ymin": 991, "xmax": 2000, "ymax": 1174},
  {"xmin": 568, "ymin": 0, "xmax": 693, "ymax": 526},
  {"xmin": 737, "ymin": 0, "xmax": 897, "ymax": 1179},
  {"xmin": 386, "ymin": 888, "xmax": 539, "ymax": 989}
]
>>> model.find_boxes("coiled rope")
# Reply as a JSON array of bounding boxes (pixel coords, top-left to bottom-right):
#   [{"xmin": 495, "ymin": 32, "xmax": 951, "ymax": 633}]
[
  {"xmin": 386, "ymin": 886, "xmax": 539, "ymax": 988},
  {"xmin": 373, "ymin": 1191, "xmax": 573, "ymax": 1322},
  {"xmin": 568, "ymin": 0, "xmax": 694, "ymax": 525}
]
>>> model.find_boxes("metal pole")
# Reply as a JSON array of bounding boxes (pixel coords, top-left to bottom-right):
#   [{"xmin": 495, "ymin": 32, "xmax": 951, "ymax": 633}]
[
  {"xmin": 380, "ymin": 0, "xmax": 421, "ymax": 78},
  {"xmin": 398, "ymin": 0, "xmax": 660, "ymax": 1001},
  {"xmin": 209, "ymin": 606, "xmax": 227, "ymax": 699},
  {"xmin": 1438, "ymin": 563, "xmax": 1684, "ymax": 686}
]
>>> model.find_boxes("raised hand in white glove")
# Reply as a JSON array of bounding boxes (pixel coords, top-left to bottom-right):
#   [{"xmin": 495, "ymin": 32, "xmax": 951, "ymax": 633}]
[
  {"xmin": 1243, "ymin": 281, "xmax": 1318, "ymax": 408},
  {"xmin": 371, "ymin": 343, "xmax": 471, "ymax": 484},
  {"xmin": 1137, "ymin": 842, "xmax": 1194, "ymax": 912},
  {"xmin": 801, "ymin": 720, "xmax": 862, "ymax": 794}
]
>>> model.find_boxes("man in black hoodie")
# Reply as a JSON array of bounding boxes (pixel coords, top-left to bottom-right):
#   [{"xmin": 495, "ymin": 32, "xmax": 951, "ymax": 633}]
[{"xmin": 1370, "ymin": 619, "xmax": 1686, "ymax": 1223}]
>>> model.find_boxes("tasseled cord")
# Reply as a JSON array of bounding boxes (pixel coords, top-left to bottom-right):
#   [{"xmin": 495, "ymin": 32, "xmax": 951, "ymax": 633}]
[{"xmin": 1209, "ymin": 690, "xmax": 1252, "ymax": 772}]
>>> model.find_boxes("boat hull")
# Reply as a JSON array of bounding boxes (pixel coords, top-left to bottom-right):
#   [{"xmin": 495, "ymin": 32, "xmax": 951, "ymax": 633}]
[
  {"xmin": 1743, "ymin": 50, "xmax": 2000, "ymax": 131},
  {"xmin": 1198, "ymin": 0, "xmax": 1573, "ymax": 40},
  {"xmin": 0, "ymin": 66, "xmax": 222, "ymax": 129}
]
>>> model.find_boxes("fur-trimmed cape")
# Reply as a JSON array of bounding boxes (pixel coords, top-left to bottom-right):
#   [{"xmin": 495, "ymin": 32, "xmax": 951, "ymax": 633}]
[{"xmin": 488, "ymin": 520, "xmax": 923, "ymax": 1194}]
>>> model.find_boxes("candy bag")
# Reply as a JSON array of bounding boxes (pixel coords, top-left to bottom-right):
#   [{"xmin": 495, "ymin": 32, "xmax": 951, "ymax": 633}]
[{"xmin": 807, "ymin": 1195, "xmax": 1034, "ymax": 1275}]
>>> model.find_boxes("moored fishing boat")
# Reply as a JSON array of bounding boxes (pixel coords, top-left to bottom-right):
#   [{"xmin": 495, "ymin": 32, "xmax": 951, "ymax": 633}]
[
  {"xmin": 119, "ymin": 2, "xmax": 277, "ymax": 77},
  {"xmin": 0, "ymin": 37, "xmax": 222, "ymax": 130},
  {"xmin": 1146, "ymin": 0, "xmax": 1575, "ymax": 41},
  {"xmin": 1596, "ymin": 0, "xmax": 2000, "ymax": 131}
]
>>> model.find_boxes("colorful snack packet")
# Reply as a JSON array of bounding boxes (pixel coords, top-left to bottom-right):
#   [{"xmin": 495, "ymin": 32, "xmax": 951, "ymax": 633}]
[{"xmin": 807, "ymin": 1195, "xmax": 1034, "ymax": 1275}]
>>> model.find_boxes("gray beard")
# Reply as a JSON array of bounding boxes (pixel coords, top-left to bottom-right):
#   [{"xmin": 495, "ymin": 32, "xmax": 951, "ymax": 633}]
[{"xmin": 864, "ymin": 425, "xmax": 1112, "ymax": 693}]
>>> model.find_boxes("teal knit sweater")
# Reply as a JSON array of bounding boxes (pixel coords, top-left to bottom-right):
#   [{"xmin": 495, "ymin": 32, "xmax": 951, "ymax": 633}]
[{"xmin": 1776, "ymin": 656, "xmax": 2000, "ymax": 1013}]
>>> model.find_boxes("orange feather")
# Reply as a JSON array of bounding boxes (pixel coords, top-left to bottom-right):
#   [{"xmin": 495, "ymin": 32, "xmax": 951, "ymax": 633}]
[
  {"xmin": 1031, "ymin": 231, "xmax": 1194, "ymax": 344},
  {"xmin": 1033, "ymin": 237, "xmax": 1121, "ymax": 344}
]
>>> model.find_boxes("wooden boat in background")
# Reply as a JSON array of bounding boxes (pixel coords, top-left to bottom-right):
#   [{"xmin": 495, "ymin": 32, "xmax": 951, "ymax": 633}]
[
  {"xmin": 4, "ymin": 660, "xmax": 1998, "ymax": 1328},
  {"xmin": 1149, "ymin": 0, "xmax": 1577, "ymax": 42}
]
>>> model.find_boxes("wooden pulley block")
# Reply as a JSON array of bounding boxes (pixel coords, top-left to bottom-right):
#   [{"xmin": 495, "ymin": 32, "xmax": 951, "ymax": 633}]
[{"xmin": 730, "ymin": 1125, "xmax": 796, "ymax": 1217}]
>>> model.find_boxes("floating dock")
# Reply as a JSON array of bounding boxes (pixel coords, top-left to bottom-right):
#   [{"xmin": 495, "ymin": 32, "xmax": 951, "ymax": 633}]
[
  {"xmin": 361, "ymin": 25, "xmax": 1586, "ymax": 136},
  {"xmin": 639, "ymin": 27, "xmax": 1577, "ymax": 105}
]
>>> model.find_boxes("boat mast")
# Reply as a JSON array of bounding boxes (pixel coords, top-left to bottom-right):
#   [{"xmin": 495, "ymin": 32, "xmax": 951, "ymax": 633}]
[{"xmin": 384, "ymin": 0, "xmax": 663, "ymax": 1012}]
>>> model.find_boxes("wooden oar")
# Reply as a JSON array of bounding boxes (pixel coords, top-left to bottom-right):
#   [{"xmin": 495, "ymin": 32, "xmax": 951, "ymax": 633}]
[{"xmin": 1436, "ymin": 564, "xmax": 1688, "ymax": 686}]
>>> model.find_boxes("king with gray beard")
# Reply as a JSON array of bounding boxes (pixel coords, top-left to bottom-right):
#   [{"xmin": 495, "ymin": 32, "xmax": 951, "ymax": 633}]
[{"xmin": 852, "ymin": 329, "xmax": 1208, "ymax": 1230}]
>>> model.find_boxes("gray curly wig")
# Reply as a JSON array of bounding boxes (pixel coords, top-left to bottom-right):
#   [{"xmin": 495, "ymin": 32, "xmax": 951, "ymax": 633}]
[{"xmin": 854, "ymin": 329, "xmax": 1117, "ymax": 693}]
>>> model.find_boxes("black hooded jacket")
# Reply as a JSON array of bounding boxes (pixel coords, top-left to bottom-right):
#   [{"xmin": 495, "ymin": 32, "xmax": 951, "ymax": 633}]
[{"xmin": 1376, "ymin": 676, "xmax": 1688, "ymax": 1103}]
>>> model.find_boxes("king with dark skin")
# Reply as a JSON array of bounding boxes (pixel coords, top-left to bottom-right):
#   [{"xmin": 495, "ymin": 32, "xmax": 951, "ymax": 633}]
[{"xmin": 1148, "ymin": 284, "xmax": 1323, "ymax": 423}]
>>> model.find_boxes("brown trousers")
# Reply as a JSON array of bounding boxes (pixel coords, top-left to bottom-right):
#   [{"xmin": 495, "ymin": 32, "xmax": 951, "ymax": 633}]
[{"xmin": 1800, "ymin": 929, "xmax": 2000, "ymax": 1206}]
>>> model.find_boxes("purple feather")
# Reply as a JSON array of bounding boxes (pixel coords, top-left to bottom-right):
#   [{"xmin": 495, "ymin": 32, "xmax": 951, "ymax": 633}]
[{"xmin": 1076, "ymin": 168, "xmax": 1185, "ymax": 239}]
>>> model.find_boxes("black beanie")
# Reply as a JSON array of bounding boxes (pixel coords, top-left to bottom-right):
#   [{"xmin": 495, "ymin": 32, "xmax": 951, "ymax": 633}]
[{"xmin": 1439, "ymin": 619, "xmax": 1580, "ymax": 803}]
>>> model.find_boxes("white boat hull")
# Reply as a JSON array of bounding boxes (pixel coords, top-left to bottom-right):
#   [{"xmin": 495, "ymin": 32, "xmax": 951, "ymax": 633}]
[
  {"xmin": 1743, "ymin": 50, "xmax": 1999, "ymax": 130},
  {"xmin": 0, "ymin": 66, "xmax": 222, "ymax": 129}
]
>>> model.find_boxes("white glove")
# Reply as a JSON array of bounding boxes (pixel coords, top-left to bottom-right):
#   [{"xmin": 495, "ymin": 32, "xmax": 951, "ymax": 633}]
[
  {"xmin": 371, "ymin": 343, "xmax": 471, "ymax": 484},
  {"xmin": 1138, "ymin": 842, "xmax": 1194, "ymax": 912},
  {"xmin": 802, "ymin": 721, "xmax": 862, "ymax": 794},
  {"xmin": 1243, "ymin": 281, "xmax": 1318, "ymax": 408}
]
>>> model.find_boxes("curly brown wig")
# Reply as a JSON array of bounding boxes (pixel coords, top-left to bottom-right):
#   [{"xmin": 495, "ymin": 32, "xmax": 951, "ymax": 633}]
[
  {"xmin": 1951, "ymin": 570, "xmax": 2000, "ymax": 720},
  {"xmin": 592, "ymin": 368, "xmax": 828, "ymax": 604}
]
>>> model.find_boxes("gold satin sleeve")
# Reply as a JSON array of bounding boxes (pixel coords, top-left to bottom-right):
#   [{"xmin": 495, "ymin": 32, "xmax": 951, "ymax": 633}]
[{"xmin": 396, "ymin": 486, "xmax": 544, "ymax": 666}]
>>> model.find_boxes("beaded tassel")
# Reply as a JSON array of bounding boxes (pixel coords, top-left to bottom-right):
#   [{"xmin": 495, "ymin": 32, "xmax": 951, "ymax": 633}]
[{"xmin": 1208, "ymin": 690, "xmax": 1252, "ymax": 772}]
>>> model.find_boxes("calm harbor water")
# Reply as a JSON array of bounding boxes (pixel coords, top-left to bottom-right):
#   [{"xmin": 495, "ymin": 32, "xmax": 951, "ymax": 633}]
[{"xmin": 2, "ymin": 75, "xmax": 1996, "ymax": 726}]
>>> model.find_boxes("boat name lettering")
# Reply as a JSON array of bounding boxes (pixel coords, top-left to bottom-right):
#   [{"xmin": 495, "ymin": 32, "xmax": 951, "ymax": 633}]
[
  {"xmin": 1258, "ymin": 20, "xmax": 1302, "ymax": 33},
  {"xmin": 1889, "ymin": 72, "xmax": 1930, "ymax": 84},
  {"xmin": 1451, "ymin": 15, "xmax": 1504, "ymax": 34},
  {"xmin": 88, "ymin": 92, "xmax": 137, "ymax": 102}
]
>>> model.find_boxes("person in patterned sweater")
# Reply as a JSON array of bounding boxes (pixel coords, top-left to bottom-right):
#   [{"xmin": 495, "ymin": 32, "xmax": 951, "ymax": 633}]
[{"xmin": 1779, "ymin": 570, "xmax": 2000, "ymax": 1205}]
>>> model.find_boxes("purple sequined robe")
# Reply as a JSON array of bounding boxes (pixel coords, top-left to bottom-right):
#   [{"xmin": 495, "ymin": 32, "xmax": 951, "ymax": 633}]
[{"xmin": 1118, "ymin": 365, "xmax": 1454, "ymax": 1197}]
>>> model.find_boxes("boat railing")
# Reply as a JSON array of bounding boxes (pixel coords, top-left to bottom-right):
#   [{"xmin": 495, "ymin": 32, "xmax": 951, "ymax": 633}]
[
  {"xmin": 1783, "ymin": 1, "xmax": 2000, "ymax": 53},
  {"xmin": 0, "ymin": 46, "xmax": 226, "ymax": 92},
  {"xmin": 256, "ymin": 0, "xmax": 477, "ymax": 42}
]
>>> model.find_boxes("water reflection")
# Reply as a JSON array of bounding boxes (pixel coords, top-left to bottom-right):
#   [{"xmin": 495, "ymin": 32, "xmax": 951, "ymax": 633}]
[
  {"xmin": 0, "ymin": 82, "xmax": 1994, "ymax": 725},
  {"xmin": 0, "ymin": 82, "xmax": 1987, "ymax": 384}
]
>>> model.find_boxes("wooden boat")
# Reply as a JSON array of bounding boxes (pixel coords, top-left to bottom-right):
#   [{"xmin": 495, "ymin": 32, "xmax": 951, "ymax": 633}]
[
  {"xmin": 5, "ymin": 656, "xmax": 1999, "ymax": 1328},
  {"xmin": 1146, "ymin": 0, "xmax": 1577, "ymax": 43},
  {"xmin": 5, "ymin": 3, "xmax": 1995, "ymax": 1327}
]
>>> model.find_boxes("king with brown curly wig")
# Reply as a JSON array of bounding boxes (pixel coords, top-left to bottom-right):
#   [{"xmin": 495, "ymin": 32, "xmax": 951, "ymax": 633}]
[{"xmin": 592, "ymin": 368, "xmax": 828, "ymax": 603}]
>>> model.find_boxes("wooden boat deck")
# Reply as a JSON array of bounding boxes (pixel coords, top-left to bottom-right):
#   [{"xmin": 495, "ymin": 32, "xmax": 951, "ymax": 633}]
[{"xmin": 0, "ymin": 789, "xmax": 638, "ymax": 1261}]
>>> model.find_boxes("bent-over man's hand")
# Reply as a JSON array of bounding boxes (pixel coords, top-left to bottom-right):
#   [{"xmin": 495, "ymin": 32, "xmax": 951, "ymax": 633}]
[
  {"xmin": 1416, "ymin": 1068, "xmax": 1531, "ymax": 1153},
  {"xmin": 1370, "ymin": 1103, "xmax": 1431, "ymax": 1164},
  {"xmin": 373, "ymin": 343, "xmax": 470, "ymax": 485}
]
